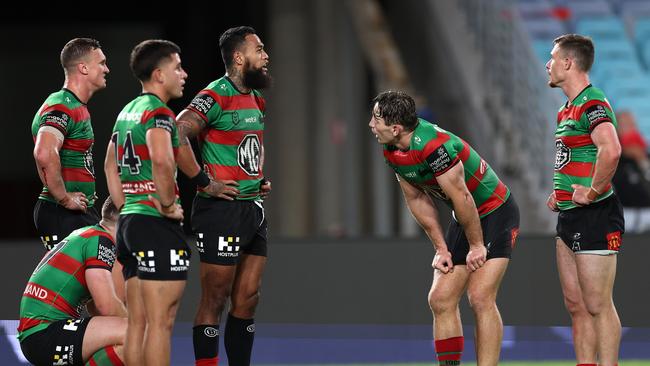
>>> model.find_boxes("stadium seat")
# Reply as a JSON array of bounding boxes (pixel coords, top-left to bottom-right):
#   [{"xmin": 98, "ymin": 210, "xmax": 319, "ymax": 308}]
[{"xmin": 576, "ymin": 17, "xmax": 628, "ymax": 41}]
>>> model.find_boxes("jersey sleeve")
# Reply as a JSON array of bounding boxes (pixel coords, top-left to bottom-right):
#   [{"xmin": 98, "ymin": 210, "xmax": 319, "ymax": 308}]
[
  {"xmin": 582, "ymin": 101, "xmax": 614, "ymax": 132},
  {"xmin": 186, "ymin": 89, "xmax": 222, "ymax": 124},
  {"xmin": 424, "ymin": 141, "xmax": 460, "ymax": 176},
  {"xmin": 38, "ymin": 105, "xmax": 73, "ymax": 136},
  {"xmin": 84, "ymin": 235, "xmax": 116, "ymax": 270},
  {"xmin": 143, "ymin": 107, "xmax": 177, "ymax": 134}
]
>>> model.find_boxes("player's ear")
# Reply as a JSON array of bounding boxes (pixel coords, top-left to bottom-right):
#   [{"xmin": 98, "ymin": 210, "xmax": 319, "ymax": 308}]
[
  {"xmin": 234, "ymin": 51, "xmax": 244, "ymax": 66},
  {"xmin": 78, "ymin": 62, "xmax": 89, "ymax": 75},
  {"xmin": 152, "ymin": 68, "xmax": 164, "ymax": 83}
]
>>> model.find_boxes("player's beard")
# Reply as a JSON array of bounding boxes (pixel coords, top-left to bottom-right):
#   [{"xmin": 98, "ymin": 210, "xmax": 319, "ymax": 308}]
[{"xmin": 243, "ymin": 62, "xmax": 272, "ymax": 90}]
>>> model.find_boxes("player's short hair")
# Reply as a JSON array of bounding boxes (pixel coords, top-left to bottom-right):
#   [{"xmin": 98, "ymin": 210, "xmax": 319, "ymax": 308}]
[
  {"xmin": 130, "ymin": 39, "xmax": 181, "ymax": 82},
  {"xmin": 372, "ymin": 91, "xmax": 419, "ymax": 131},
  {"xmin": 554, "ymin": 34, "xmax": 595, "ymax": 72},
  {"xmin": 60, "ymin": 38, "xmax": 102, "ymax": 70},
  {"xmin": 101, "ymin": 196, "xmax": 120, "ymax": 223},
  {"xmin": 219, "ymin": 26, "xmax": 257, "ymax": 69}
]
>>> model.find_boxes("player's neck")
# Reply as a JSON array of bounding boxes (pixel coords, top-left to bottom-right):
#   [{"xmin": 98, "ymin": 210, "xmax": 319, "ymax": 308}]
[
  {"xmin": 395, "ymin": 131, "xmax": 413, "ymax": 151},
  {"xmin": 226, "ymin": 69, "xmax": 251, "ymax": 94},
  {"xmin": 562, "ymin": 74, "xmax": 590, "ymax": 103},
  {"xmin": 141, "ymin": 84, "xmax": 169, "ymax": 104},
  {"xmin": 63, "ymin": 77, "xmax": 93, "ymax": 104}
]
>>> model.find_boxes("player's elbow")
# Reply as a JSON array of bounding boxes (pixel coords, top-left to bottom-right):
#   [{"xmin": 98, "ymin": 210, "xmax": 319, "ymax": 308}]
[{"xmin": 33, "ymin": 145, "xmax": 53, "ymax": 168}]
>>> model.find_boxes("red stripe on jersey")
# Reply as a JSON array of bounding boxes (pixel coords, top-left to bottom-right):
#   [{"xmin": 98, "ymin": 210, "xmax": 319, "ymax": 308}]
[
  {"xmin": 203, "ymin": 129, "xmax": 264, "ymax": 146},
  {"xmin": 202, "ymin": 89, "xmax": 266, "ymax": 111},
  {"xmin": 421, "ymin": 133, "xmax": 452, "ymax": 158},
  {"xmin": 477, "ymin": 181, "xmax": 508, "ymax": 216},
  {"xmin": 41, "ymin": 104, "xmax": 90, "ymax": 122},
  {"xmin": 136, "ymin": 200, "xmax": 156, "ymax": 208},
  {"xmin": 140, "ymin": 107, "xmax": 175, "ymax": 124},
  {"xmin": 89, "ymin": 359, "xmax": 98, "ymax": 366},
  {"xmin": 17, "ymin": 317, "xmax": 51, "ymax": 332},
  {"xmin": 62, "ymin": 167, "xmax": 94, "ymax": 182},
  {"xmin": 557, "ymin": 99, "xmax": 612, "ymax": 124},
  {"xmin": 457, "ymin": 140, "xmax": 471, "ymax": 162},
  {"xmin": 559, "ymin": 161, "xmax": 594, "ymax": 177},
  {"xmin": 383, "ymin": 149, "xmax": 423, "ymax": 167},
  {"xmin": 106, "ymin": 346, "xmax": 124, "ymax": 366},
  {"xmin": 22, "ymin": 282, "xmax": 80, "ymax": 317},
  {"xmin": 85, "ymin": 258, "xmax": 111, "ymax": 269},
  {"xmin": 117, "ymin": 145, "xmax": 150, "ymax": 161},
  {"xmin": 205, "ymin": 163, "xmax": 263, "ymax": 181},
  {"xmin": 79, "ymin": 228, "xmax": 113, "ymax": 241},
  {"xmin": 555, "ymin": 189, "xmax": 573, "ymax": 202},
  {"xmin": 62, "ymin": 138, "xmax": 93, "ymax": 152},
  {"xmin": 49, "ymin": 252, "xmax": 86, "ymax": 287},
  {"xmin": 466, "ymin": 160, "xmax": 488, "ymax": 192},
  {"xmin": 559, "ymin": 134, "xmax": 592, "ymax": 148}
]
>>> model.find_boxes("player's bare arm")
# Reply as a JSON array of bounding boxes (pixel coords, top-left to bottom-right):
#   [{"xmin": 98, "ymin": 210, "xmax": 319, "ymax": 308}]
[
  {"xmin": 86, "ymin": 268, "xmax": 127, "ymax": 317},
  {"xmin": 104, "ymin": 140, "xmax": 125, "ymax": 210},
  {"xmin": 34, "ymin": 130, "xmax": 88, "ymax": 211},
  {"xmin": 146, "ymin": 128, "xmax": 183, "ymax": 221},
  {"xmin": 398, "ymin": 176, "xmax": 453, "ymax": 273},
  {"xmin": 176, "ymin": 109, "xmax": 240, "ymax": 200},
  {"xmin": 436, "ymin": 161, "xmax": 486, "ymax": 272},
  {"xmin": 571, "ymin": 122, "xmax": 622, "ymax": 205}
]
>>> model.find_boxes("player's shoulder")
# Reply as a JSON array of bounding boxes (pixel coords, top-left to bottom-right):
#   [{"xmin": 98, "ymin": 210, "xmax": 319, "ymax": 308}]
[
  {"xmin": 582, "ymin": 85, "xmax": 609, "ymax": 104},
  {"xmin": 204, "ymin": 77, "xmax": 233, "ymax": 95}
]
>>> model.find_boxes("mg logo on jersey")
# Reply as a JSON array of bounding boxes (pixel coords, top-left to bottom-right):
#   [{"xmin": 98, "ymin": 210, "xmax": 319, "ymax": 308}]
[
  {"xmin": 170, "ymin": 249, "xmax": 190, "ymax": 272},
  {"xmin": 218, "ymin": 236, "xmax": 240, "ymax": 257},
  {"xmin": 53, "ymin": 345, "xmax": 74, "ymax": 365},
  {"xmin": 238, "ymin": 134, "xmax": 261, "ymax": 176},
  {"xmin": 63, "ymin": 319, "xmax": 83, "ymax": 331},
  {"xmin": 554, "ymin": 139, "xmax": 571, "ymax": 170},
  {"xmin": 135, "ymin": 251, "xmax": 156, "ymax": 273}
]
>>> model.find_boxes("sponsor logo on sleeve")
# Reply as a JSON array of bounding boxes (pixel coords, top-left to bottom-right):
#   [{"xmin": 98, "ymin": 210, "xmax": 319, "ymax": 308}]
[
  {"xmin": 153, "ymin": 115, "xmax": 175, "ymax": 133},
  {"xmin": 40, "ymin": 110, "xmax": 70, "ymax": 131},
  {"xmin": 426, "ymin": 145, "xmax": 452, "ymax": 173},
  {"xmin": 585, "ymin": 104, "xmax": 611, "ymax": 128},
  {"xmin": 97, "ymin": 238, "xmax": 116, "ymax": 267},
  {"xmin": 189, "ymin": 93, "xmax": 216, "ymax": 116}
]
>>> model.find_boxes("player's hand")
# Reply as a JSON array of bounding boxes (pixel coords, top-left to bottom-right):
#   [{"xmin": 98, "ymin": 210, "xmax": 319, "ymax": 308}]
[
  {"xmin": 260, "ymin": 178, "xmax": 272, "ymax": 200},
  {"xmin": 433, "ymin": 250, "xmax": 454, "ymax": 274},
  {"xmin": 59, "ymin": 192, "xmax": 88, "ymax": 212},
  {"xmin": 203, "ymin": 179, "xmax": 239, "ymax": 200},
  {"xmin": 547, "ymin": 191, "xmax": 559, "ymax": 212},
  {"xmin": 148, "ymin": 195, "xmax": 184, "ymax": 221},
  {"xmin": 571, "ymin": 184, "xmax": 592, "ymax": 206},
  {"xmin": 466, "ymin": 245, "xmax": 487, "ymax": 272}
]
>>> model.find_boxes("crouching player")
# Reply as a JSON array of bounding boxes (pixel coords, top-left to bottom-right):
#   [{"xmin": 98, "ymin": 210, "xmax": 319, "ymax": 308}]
[{"xmin": 18, "ymin": 197, "xmax": 127, "ymax": 365}]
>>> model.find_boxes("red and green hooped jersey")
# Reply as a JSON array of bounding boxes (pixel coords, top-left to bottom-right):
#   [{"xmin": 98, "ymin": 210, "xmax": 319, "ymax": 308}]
[
  {"xmin": 554, "ymin": 85, "xmax": 617, "ymax": 211},
  {"xmin": 111, "ymin": 93, "xmax": 180, "ymax": 217},
  {"xmin": 31, "ymin": 89, "xmax": 96, "ymax": 207},
  {"xmin": 383, "ymin": 119, "xmax": 510, "ymax": 218},
  {"xmin": 18, "ymin": 225, "xmax": 116, "ymax": 341},
  {"xmin": 186, "ymin": 76, "xmax": 265, "ymax": 200}
]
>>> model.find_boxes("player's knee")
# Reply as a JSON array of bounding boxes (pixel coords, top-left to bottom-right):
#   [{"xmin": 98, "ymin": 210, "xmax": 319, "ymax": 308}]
[
  {"xmin": 467, "ymin": 289, "xmax": 496, "ymax": 313},
  {"xmin": 583, "ymin": 296, "xmax": 609, "ymax": 317},
  {"xmin": 231, "ymin": 290, "xmax": 260, "ymax": 317},
  {"xmin": 562, "ymin": 294, "xmax": 588, "ymax": 316},
  {"xmin": 428, "ymin": 288, "xmax": 456, "ymax": 314}
]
